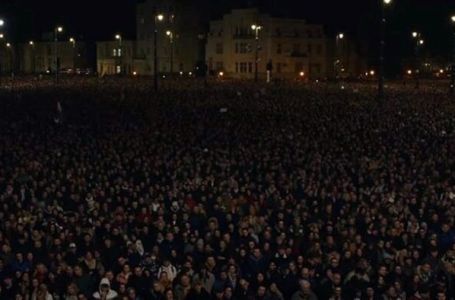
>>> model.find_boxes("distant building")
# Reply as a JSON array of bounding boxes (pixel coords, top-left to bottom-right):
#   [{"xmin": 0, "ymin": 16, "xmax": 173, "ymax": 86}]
[
  {"xmin": 11, "ymin": 40, "xmax": 91, "ymax": 74},
  {"xmin": 97, "ymin": 40, "xmax": 136, "ymax": 76},
  {"xmin": 135, "ymin": 0, "xmax": 204, "ymax": 75},
  {"xmin": 96, "ymin": 0, "xmax": 205, "ymax": 76},
  {"xmin": 206, "ymin": 9, "xmax": 327, "ymax": 80}
]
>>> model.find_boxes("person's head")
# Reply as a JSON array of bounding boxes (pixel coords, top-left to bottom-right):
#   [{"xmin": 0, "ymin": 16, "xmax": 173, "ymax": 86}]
[
  {"xmin": 127, "ymin": 287, "xmax": 136, "ymax": 299},
  {"xmin": 224, "ymin": 286, "xmax": 233, "ymax": 299},
  {"xmin": 99, "ymin": 278, "xmax": 111, "ymax": 294},
  {"xmin": 152, "ymin": 281, "xmax": 162, "ymax": 293},
  {"xmin": 180, "ymin": 274, "xmax": 190, "ymax": 287},
  {"xmin": 105, "ymin": 270, "xmax": 114, "ymax": 282},
  {"xmin": 332, "ymin": 272, "xmax": 341, "ymax": 285},
  {"xmin": 164, "ymin": 288, "xmax": 174, "ymax": 300},
  {"xmin": 299, "ymin": 279, "xmax": 311, "ymax": 293},
  {"xmin": 160, "ymin": 271, "xmax": 168, "ymax": 280},
  {"xmin": 193, "ymin": 279, "xmax": 203, "ymax": 292},
  {"xmin": 67, "ymin": 283, "xmax": 79, "ymax": 295},
  {"xmin": 257, "ymin": 286, "xmax": 267, "ymax": 297},
  {"xmin": 74, "ymin": 265, "xmax": 83, "ymax": 277},
  {"xmin": 253, "ymin": 247, "xmax": 261, "ymax": 258}
]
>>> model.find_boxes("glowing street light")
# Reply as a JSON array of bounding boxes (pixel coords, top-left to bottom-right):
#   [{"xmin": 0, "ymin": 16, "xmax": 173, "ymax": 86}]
[
  {"xmin": 251, "ymin": 24, "xmax": 263, "ymax": 82},
  {"xmin": 6, "ymin": 42, "xmax": 10, "ymax": 47},
  {"xmin": 0, "ymin": 19, "xmax": 4, "ymax": 27},
  {"xmin": 335, "ymin": 33, "xmax": 345, "ymax": 83},
  {"xmin": 54, "ymin": 26, "xmax": 64, "ymax": 83},
  {"xmin": 407, "ymin": 69, "xmax": 412, "ymax": 75},
  {"xmin": 29, "ymin": 41, "xmax": 34, "ymax": 46},
  {"xmin": 299, "ymin": 71, "xmax": 305, "ymax": 77},
  {"xmin": 411, "ymin": 32, "xmax": 424, "ymax": 88},
  {"xmin": 451, "ymin": 16, "xmax": 455, "ymax": 94},
  {"xmin": 154, "ymin": 13, "xmax": 165, "ymax": 91},
  {"xmin": 165, "ymin": 30, "xmax": 174, "ymax": 74},
  {"xmin": 370, "ymin": 70, "xmax": 375, "ymax": 76},
  {"xmin": 378, "ymin": 0, "xmax": 393, "ymax": 99},
  {"xmin": 69, "ymin": 37, "xmax": 76, "ymax": 48},
  {"xmin": 219, "ymin": 71, "xmax": 224, "ymax": 77},
  {"xmin": 0, "ymin": 33, "xmax": 4, "ymax": 39}
]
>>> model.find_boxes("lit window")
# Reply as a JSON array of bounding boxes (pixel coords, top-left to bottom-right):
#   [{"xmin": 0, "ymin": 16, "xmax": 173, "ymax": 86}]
[
  {"xmin": 113, "ymin": 49, "xmax": 117, "ymax": 57},
  {"xmin": 118, "ymin": 48, "xmax": 122, "ymax": 57},
  {"xmin": 116, "ymin": 65, "xmax": 121, "ymax": 74}
]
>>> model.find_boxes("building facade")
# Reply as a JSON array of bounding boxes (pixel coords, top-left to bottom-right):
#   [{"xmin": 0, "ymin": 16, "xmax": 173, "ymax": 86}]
[
  {"xmin": 136, "ymin": 0, "xmax": 204, "ymax": 75},
  {"xmin": 97, "ymin": 40, "xmax": 136, "ymax": 76},
  {"xmin": 96, "ymin": 0, "xmax": 205, "ymax": 76},
  {"xmin": 206, "ymin": 9, "xmax": 327, "ymax": 80},
  {"xmin": 17, "ymin": 41, "xmax": 90, "ymax": 74}
]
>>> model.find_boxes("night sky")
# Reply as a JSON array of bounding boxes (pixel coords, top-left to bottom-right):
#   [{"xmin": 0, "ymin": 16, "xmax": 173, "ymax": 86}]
[{"xmin": 1, "ymin": 0, "xmax": 454, "ymax": 73}]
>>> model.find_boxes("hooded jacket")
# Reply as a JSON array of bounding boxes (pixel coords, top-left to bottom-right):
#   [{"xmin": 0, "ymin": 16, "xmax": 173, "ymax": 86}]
[{"xmin": 92, "ymin": 278, "xmax": 118, "ymax": 300}]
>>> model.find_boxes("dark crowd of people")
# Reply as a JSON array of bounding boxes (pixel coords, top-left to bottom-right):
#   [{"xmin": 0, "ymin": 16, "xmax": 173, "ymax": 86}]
[{"xmin": 0, "ymin": 78, "xmax": 454, "ymax": 300}]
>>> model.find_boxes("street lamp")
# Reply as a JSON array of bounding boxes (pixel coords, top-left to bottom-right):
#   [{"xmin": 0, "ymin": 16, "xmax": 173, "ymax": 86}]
[
  {"xmin": 378, "ymin": 0, "xmax": 393, "ymax": 100},
  {"xmin": 411, "ymin": 32, "xmax": 424, "ymax": 89},
  {"xmin": 451, "ymin": 16, "xmax": 455, "ymax": 94},
  {"xmin": 0, "ymin": 19, "xmax": 4, "ymax": 27},
  {"xmin": 154, "ymin": 13, "xmax": 165, "ymax": 91},
  {"xmin": 251, "ymin": 24, "xmax": 262, "ymax": 82},
  {"xmin": 29, "ymin": 41, "xmax": 36, "ymax": 74},
  {"xmin": 69, "ymin": 38, "xmax": 76, "ymax": 72},
  {"xmin": 335, "ymin": 33, "xmax": 345, "ymax": 83},
  {"xmin": 54, "ymin": 26, "xmax": 63, "ymax": 83},
  {"xmin": 5, "ymin": 42, "xmax": 13, "ymax": 77},
  {"xmin": 166, "ymin": 30, "xmax": 174, "ymax": 74},
  {"xmin": 0, "ymin": 32, "xmax": 4, "ymax": 81}
]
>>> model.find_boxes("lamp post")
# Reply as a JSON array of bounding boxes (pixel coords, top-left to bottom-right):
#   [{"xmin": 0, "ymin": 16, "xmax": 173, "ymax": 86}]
[
  {"xmin": 335, "ymin": 33, "xmax": 344, "ymax": 84},
  {"xmin": 378, "ymin": 0, "xmax": 392, "ymax": 100},
  {"xmin": 69, "ymin": 38, "xmax": 76, "ymax": 71},
  {"xmin": 54, "ymin": 26, "xmax": 63, "ymax": 83},
  {"xmin": 0, "ymin": 19, "xmax": 5, "ymax": 83},
  {"xmin": 0, "ymin": 34, "xmax": 4, "ymax": 84},
  {"xmin": 251, "ymin": 24, "xmax": 262, "ymax": 82},
  {"xmin": 411, "ymin": 32, "xmax": 424, "ymax": 89},
  {"xmin": 6, "ymin": 42, "xmax": 13, "ymax": 78},
  {"xmin": 29, "ymin": 41, "xmax": 36, "ymax": 74},
  {"xmin": 166, "ymin": 30, "xmax": 174, "ymax": 74},
  {"xmin": 154, "ymin": 13, "xmax": 164, "ymax": 91},
  {"xmin": 450, "ymin": 16, "xmax": 455, "ymax": 95}
]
